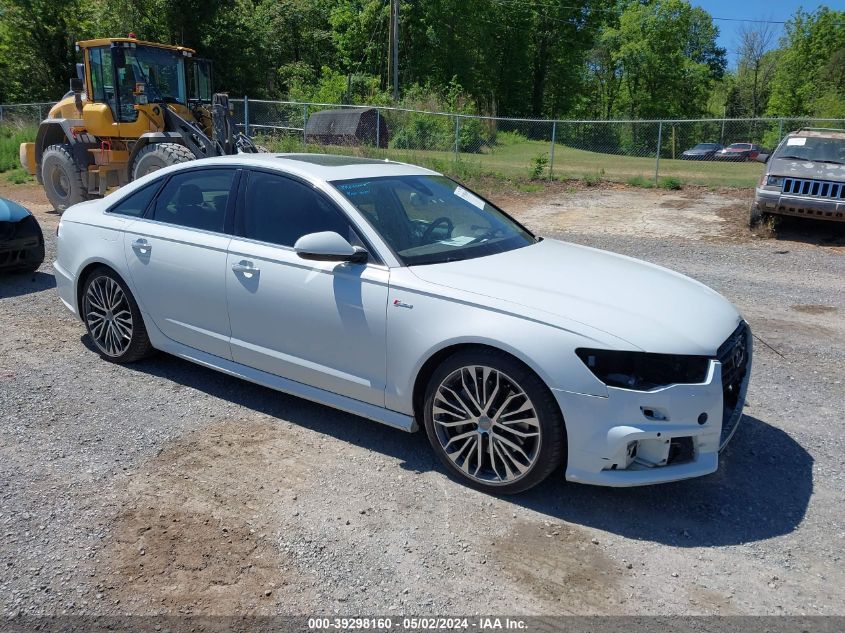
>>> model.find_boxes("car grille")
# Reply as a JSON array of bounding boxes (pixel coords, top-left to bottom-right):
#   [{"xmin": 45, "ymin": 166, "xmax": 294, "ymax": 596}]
[
  {"xmin": 716, "ymin": 322, "xmax": 751, "ymax": 449},
  {"xmin": 782, "ymin": 177, "xmax": 845, "ymax": 200}
]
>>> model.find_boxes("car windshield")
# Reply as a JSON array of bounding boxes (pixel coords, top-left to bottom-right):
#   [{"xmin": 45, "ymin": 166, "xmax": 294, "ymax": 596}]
[
  {"xmin": 693, "ymin": 143, "xmax": 719, "ymax": 150},
  {"xmin": 332, "ymin": 175, "xmax": 536, "ymax": 266},
  {"xmin": 774, "ymin": 136, "xmax": 845, "ymax": 164}
]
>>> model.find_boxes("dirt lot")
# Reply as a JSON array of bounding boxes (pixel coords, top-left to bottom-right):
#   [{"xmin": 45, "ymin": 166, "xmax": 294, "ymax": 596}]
[{"xmin": 1, "ymin": 181, "xmax": 844, "ymax": 617}]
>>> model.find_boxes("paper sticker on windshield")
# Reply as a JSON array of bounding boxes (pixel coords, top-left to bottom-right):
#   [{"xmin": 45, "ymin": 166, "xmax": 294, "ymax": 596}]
[
  {"xmin": 786, "ymin": 137, "xmax": 806, "ymax": 146},
  {"xmin": 439, "ymin": 236, "xmax": 475, "ymax": 247},
  {"xmin": 454, "ymin": 186, "xmax": 485, "ymax": 210}
]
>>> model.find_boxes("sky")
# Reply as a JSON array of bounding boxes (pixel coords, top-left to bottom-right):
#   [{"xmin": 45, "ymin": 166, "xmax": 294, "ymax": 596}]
[{"xmin": 691, "ymin": 0, "xmax": 822, "ymax": 68}]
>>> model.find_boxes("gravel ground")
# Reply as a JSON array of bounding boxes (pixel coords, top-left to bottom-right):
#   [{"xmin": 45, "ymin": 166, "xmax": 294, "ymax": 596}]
[{"xmin": 0, "ymin": 181, "xmax": 843, "ymax": 618}]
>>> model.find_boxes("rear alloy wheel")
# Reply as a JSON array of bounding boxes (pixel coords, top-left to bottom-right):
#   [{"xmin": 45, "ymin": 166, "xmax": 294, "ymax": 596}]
[
  {"xmin": 41, "ymin": 144, "xmax": 90, "ymax": 212},
  {"xmin": 131, "ymin": 142, "xmax": 196, "ymax": 180},
  {"xmin": 81, "ymin": 268, "xmax": 154, "ymax": 363},
  {"xmin": 423, "ymin": 350, "xmax": 566, "ymax": 494}
]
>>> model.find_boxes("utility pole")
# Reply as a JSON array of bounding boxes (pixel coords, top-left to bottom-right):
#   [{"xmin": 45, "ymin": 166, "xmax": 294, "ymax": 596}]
[{"xmin": 388, "ymin": 0, "xmax": 399, "ymax": 101}]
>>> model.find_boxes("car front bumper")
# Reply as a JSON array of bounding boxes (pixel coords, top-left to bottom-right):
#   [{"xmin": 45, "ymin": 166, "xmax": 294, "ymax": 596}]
[
  {"xmin": 54, "ymin": 260, "xmax": 78, "ymax": 317},
  {"xmin": 555, "ymin": 325, "xmax": 752, "ymax": 487},
  {"xmin": 755, "ymin": 188, "xmax": 845, "ymax": 222},
  {"xmin": 0, "ymin": 235, "xmax": 44, "ymax": 271}
]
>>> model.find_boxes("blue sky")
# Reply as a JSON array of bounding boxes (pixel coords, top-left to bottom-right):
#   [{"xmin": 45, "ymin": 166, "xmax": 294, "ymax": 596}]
[{"xmin": 691, "ymin": 0, "xmax": 818, "ymax": 68}]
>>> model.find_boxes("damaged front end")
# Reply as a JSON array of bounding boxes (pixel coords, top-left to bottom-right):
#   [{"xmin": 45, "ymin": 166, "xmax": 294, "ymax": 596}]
[{"xmin": 558, "ymin": 322, "xmax": 752, "ymax": 486}]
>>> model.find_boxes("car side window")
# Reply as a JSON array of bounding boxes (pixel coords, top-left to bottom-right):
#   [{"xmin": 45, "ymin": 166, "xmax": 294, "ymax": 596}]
[
  {"xmin": 152, "ymin": 169, "xmax": 236, "ymax": 232},
  {"xmin": 108, "ymin": 182, "xmax": 159, "ymax": 217},
  {"xmin": 239, "ymin": 171, "xmax": 360, "ymax": 248}
]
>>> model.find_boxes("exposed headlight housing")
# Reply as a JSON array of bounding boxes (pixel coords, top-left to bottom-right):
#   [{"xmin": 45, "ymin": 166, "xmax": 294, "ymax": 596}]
[
  {"xmin": 766, "ymin": 175, "xmax": 784, "ymax": 187},
  {"xmin": 576, "ymin": 348, "xmax": 710, "ymax": 391}
]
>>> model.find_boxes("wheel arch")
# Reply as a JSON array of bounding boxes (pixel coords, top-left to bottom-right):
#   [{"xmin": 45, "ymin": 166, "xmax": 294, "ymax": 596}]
[
  {"xmin": 35, "ymin": 122, "xmax": 71, "ymax": 166},
  {"xmin": 411, "ymin": 340, "xmax": 565, "ymax": 427},
  {"xmin": 75, "ymin": 260, "xmax": 127, "ymax": 315}
]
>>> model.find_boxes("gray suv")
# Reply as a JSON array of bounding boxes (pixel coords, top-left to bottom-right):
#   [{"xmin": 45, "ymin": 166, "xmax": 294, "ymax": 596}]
[{"xmin": 751, "ymin": 128, "xmax": 845, "ymax": 227}]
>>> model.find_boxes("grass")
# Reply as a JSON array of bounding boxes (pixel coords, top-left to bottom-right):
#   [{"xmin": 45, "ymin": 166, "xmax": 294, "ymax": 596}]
[
  {"xmin": 5, "ymin": 168, "xmax": 32, "ymax": 184},
  {"xmin": 659, "ymin": 176, "xmax": 683, "ymax": 190},
  {"xmin": 626, "ymin": 175, "xmax": 654, "ymax": 189},
  {"xmin": 0, "ymin": 123, "xmax": 37, "ymax": 174},
  {"xmin": 260, "ymin": 132, "xmax": 762, "ymax": 189}
]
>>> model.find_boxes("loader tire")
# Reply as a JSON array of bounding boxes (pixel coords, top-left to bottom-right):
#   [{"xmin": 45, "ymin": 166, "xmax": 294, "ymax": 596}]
[
  {"xmin": 41, "ymin": 144, "xmax": 90, "ymax": 212},
  {"xmin": 131, "ymin": 143, "xmax": 196, "ymax": 180}
]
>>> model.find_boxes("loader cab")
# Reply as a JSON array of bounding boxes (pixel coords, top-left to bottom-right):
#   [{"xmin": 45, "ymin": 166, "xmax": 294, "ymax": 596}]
[
  {"xmin": 187, "ymin": 58, "xmax": 213, "ymax": 104},
  {"xmin": 81, "ymin": 39, "xmax": 199, "ymax": 126}
]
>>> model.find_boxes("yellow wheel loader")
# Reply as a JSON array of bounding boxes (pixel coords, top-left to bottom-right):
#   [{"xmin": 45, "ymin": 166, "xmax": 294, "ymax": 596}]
[{"xmin": 19, "ymin": 37, "xmax": 262, "ymax": 211}]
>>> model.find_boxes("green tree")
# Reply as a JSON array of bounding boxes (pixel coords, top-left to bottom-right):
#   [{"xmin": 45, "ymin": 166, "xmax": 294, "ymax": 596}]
[
  {"xmin": 608, "ymin": 0, "xmax": 726, "ymax": 119},
  {"xmin": 767, "ymin": 7, "xmax": 845, "ymax": 117}
]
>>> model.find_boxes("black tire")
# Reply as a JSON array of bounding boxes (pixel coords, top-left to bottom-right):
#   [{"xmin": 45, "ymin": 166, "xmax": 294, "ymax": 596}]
[
  {"xmin": 749, "ymin": 203, "xmax": 772, "ymax": 229},
  {"xmin": 131, "ymin": 143, "xmax": 196, "ymax": 180},
  {"xmin": 422, "ymin": 348, "xmax": 566, "ymax": 494},
  {"xmin": 41, "ymin": 144, "xmax": 90, "ymax": 212},
  {"xmin": 80, "ymin": 267, "xmax": 155, "ymax": 363}
]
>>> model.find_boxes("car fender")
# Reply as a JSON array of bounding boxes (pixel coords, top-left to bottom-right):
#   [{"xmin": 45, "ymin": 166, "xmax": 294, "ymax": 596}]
[{"xmin": 385, "ymin": 269, "xmax": 613, "ymax": 415}]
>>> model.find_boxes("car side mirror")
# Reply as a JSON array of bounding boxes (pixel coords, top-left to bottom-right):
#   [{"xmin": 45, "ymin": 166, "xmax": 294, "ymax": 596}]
[
  {"xmin": 754, "ymin": 154, "xmax": 770, "ymax": 164},
  {"xmin": 294, "ymin": 231, "xmax": 368, "ymax": 263}
]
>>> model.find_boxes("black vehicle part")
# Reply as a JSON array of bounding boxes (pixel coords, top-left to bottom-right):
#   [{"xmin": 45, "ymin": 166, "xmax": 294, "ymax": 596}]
[
  {"xmin": 131, "ymin": 143, "xmax": 196, "ymax": 180},
  {"xmin": 0, "ymin": 212, "xmax": 44, "ymax": 273}
]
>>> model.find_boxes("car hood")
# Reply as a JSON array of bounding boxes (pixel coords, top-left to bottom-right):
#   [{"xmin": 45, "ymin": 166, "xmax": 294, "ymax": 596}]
[
  {"xmin": 408, "ymin": 239, "xmax": 741, "ymax": 355},
  {"xmin": 768, "ymin": 157, "xmax": 845, "ymax": 180},
  {"xmin": 0, "ymin": 198, "xmax": 33, "ymax": 223}
]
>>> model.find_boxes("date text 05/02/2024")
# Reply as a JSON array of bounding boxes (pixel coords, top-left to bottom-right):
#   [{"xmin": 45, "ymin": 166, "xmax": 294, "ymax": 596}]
[{"xmin": 307, "ymin": 617, "xmax": 528, "ymax": 630}]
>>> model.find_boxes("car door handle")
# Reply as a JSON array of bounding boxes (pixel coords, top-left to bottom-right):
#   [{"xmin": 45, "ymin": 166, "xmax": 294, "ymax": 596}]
[
  {"xmin": 232, "ymin": 260, "xmax": 260, "ymax": 275},
  {"xmin": 131, "ymin": 238, "xmax": 150, "ymax": 254}
]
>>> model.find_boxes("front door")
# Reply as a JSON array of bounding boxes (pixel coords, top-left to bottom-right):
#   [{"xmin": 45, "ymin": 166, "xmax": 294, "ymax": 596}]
[
  {"xmin": 124, "ymin": 167, "xmax": 238, "ymax": 359},
  {"xmin": 225, "ymin": 170, "xmax": 389, "ymax": 406}
]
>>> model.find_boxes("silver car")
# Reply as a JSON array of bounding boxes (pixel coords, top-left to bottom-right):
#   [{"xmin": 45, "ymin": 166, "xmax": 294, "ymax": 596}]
[
  {"xmin": 55, "ymin": 154, "xmax": 750, "ymax": 494},
  {"xmin": 752, "ymin": 128, "xmax": 845, "ymax": 226}
]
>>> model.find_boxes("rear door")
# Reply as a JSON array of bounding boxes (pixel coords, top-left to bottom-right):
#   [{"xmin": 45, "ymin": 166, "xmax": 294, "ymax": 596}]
[
  {"xmin": 225, "ymin": 169, "xmax": 389, "ymax": 406},
  {"xmin": 123, "ymin": 166, "xmax": 239, "ymax": 359}
]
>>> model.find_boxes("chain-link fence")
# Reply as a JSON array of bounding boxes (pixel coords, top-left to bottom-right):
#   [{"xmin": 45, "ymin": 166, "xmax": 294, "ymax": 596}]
[
  {"xmin": 233, "ymin": 100, "xmax": 845, "ymax": 187},
  {"xmin": 5, "ymin": 98, "xmax": 845, "ymax": 187}
]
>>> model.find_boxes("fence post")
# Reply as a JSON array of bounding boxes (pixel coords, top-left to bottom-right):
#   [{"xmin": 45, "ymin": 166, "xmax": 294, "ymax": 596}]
[
  {"xmin": 654, "ymin": 121, "xmax": 663, "ymax": 186},
  {"xmin": 376, "ymin": 108, "xmax": 381, "ymax": 149},
  {"xmin": 549, "ymin": 121, "xmax": 557, "ymax": 181},
  {"xmin": 454, "ymin": 115, "xmax": 460, "ymax": 162},
  {"xmin": 302, "ymin": 105, "xmax": 308, "ymax": 147},
  {"xmin": 38, "ymin": 104, "xmax": 43, "ymax": 121},
  {"xmin": 0, "ymin": 105, "xmax": 3, "ymax": 123},
  {"xmin": 778, "ymin": 118, "xmax": 784, "ymax": 143},
  {"xmin": 720, "ymin": 119, "xmax": 726, "ymax": 145},
  {"xmin": 243, "ymin": 96, "xmax": 250, "ymax": 137}
]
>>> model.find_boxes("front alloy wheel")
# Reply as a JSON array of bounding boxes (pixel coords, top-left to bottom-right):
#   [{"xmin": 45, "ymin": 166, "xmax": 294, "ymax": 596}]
[{"xmin": 424, "ymin": 350, "xmax": 565, "ymax": 494}]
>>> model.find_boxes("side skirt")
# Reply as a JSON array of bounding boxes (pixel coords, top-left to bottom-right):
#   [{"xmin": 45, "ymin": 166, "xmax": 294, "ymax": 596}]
[{"xmin": 143, "ymin": 313, "xmax": 417, "ymax": 433}]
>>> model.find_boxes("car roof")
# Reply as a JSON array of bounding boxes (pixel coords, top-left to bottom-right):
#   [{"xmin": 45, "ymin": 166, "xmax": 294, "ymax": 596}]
[{"xmin": 180, "ymin": 153, "xmax": 440, "ymax": 182}]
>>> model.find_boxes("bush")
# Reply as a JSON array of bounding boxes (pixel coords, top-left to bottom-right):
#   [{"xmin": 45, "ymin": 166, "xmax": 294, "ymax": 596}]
[
  {"xmin": 5, "ymin": 168, "xmax": 31, "ymax": 184},
  {"xmin": 659, "ymin": 176, "xmax": 683, "ymax": 190},
  {"xmin": 529, "ymin": 153, "xmax": 549, "ymax": 180},
  {"xmin": 0, "ymin": 123, "xmax": 37, "ymax": 173},
  {"xmin": 627, "ymin": 175, "xmax": 654, "ymax": 188},
  {"xmin": 390, "ymin": 115, "xmax": 453, "ymax": 151},
  {"xmin": 584, "ymin": 170, "xmax": 605, "ymax": 186}
]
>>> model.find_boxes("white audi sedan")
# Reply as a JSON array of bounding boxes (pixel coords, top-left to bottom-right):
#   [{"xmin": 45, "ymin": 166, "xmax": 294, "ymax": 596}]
[{"xmin": 54, "ymin": 153, "xmax": 751, "ymax": 493}]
